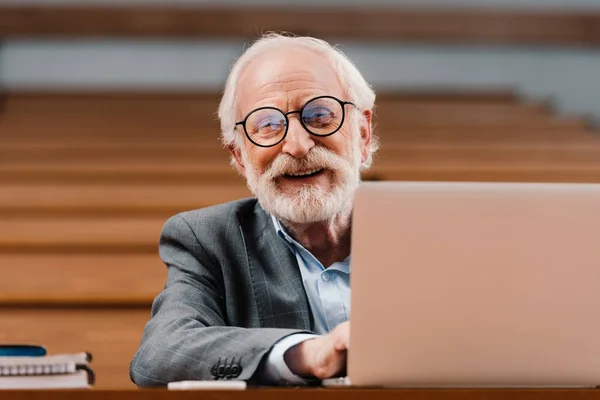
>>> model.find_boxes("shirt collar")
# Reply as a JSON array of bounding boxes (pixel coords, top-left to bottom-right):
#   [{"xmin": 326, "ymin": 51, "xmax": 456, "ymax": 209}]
[
  {"xmin": 270, "ymin": 215, "xmax": 351, "ymax": 269},
  {"xmin": 271, "ymin": 215, "xmax": 302, "ymax": 251}
]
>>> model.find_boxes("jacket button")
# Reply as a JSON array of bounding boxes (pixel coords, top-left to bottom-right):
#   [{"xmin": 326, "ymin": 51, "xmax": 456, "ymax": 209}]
[
  {"xmin": 230, "ymin": 363, "xmax": 242, "ymax": 378},
  {"xmin": 211, "ymin": 358, "xmax": 223, "ymax": 380}
]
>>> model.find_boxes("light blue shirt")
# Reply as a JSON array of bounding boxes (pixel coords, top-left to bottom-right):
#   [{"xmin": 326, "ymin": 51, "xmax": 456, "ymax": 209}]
[{"xmin": 259, "ymin": 216, "xmax": 351, "ymax": 384}]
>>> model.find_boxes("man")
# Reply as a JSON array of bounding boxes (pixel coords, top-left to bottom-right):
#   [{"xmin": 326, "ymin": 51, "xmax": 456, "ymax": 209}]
[{"xmin": 130, "ymin": 33, "xmax": 378, "ymax": 386}]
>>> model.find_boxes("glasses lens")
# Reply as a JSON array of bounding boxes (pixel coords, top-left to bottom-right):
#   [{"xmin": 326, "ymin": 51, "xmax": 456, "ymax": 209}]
[
  {"xmin": 301, "ymin": 97, "xmax": 344, "ymax": 136},
  {"xmin": 245, "ymin": 108, "xmax": 287, "ymax": 146}
]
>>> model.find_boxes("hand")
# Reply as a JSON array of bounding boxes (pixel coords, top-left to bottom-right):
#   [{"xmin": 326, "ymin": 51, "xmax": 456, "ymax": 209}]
[{"xmin": 284, "ymin": 321, "xmax": 349, "ymax": 379}]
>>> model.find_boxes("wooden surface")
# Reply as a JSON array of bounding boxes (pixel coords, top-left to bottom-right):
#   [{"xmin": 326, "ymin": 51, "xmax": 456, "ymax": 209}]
[
  {"xmin": 0, "ymin": 388, "xmax": 599, "ymax": 400},
  {"xmin": 1, "ymin": 6, "xmax": 600, "ymax": 47}
]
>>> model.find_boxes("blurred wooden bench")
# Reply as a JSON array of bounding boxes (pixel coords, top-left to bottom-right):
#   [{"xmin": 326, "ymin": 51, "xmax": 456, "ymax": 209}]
[
  {"xmin": 0, "ymin": 254, "xmax": 164, "ymax": 305},
  {"xmin": 0, "ymin": 183, "xmax": 250, "ymax": 215},
  {"xmin": 1, "ymin": 4, "xmax": 600, "ymax": 52}
]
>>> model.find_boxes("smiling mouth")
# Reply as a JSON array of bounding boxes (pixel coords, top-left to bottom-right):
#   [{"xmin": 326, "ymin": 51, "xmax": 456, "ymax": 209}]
[{"xmin": 283, "ymin": 168, "xmax": 325, "ymax": 179}]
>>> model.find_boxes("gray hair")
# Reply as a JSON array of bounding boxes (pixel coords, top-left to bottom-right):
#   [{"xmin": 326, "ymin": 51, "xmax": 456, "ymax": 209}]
[{"xmin": 217, "ymin": 32, "xmax": 379, "ymax": 169}]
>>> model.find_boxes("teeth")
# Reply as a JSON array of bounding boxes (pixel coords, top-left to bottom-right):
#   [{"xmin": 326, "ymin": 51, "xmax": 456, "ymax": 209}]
[{"xmin": 287, "ymin": 168, "xmax": 323, "ymax": 177}]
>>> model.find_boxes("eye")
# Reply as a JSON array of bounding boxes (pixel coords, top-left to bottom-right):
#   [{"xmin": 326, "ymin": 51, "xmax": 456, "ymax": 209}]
[
  {"xmin": 253, "ymin": 117, "xmax": 285, "ymax": 136},
  {"xmin": 303, "ymin": 107, "xmax": 335, "ymax": 127}
]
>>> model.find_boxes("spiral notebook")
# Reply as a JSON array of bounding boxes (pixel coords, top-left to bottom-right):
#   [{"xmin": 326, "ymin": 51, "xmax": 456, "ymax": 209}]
[{"xmin": 0, "ymin": 352, "xmax": 95, "ymax": 389}]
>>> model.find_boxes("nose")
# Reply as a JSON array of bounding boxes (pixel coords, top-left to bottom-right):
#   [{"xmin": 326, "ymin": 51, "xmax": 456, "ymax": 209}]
[{"xmin": 281, "ymin": 116, "xmax": 315, "ymax": 158}]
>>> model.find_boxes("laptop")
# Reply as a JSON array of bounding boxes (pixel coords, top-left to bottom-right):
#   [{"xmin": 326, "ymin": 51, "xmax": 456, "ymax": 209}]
[{"xmin": 330, "ymin": 181, "xmax": 600, "ymax": 388}]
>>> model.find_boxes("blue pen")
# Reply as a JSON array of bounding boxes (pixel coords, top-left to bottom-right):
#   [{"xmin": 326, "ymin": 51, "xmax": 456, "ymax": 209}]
[{"xmin": 0, "ymin": 345, "xmax": 47, "ymax": 357}]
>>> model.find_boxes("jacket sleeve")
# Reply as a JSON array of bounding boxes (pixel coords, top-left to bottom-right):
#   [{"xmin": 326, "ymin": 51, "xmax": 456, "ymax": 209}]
[{"xmin": 129, "ymin": 213, "xmax": 309, "ymax": 387}]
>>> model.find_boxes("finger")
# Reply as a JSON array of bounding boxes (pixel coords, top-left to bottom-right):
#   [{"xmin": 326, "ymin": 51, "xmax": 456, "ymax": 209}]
[
  {"xmin": 341, "ymin": 323, "xmax": 350, "ymax": 348},
  {"xmin": 333, "ymin": 325, "xmax": 350, "ymax": 351},
  {"xmin": 333, "ymin": 339, "xmax": 349, "ymax": 352},
  {"xmin": 314, "ymin": 347, "xmax": 344, "ymax": 379}
]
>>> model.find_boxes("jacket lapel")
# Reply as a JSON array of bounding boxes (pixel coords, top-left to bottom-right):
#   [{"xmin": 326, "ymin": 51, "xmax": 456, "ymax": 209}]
[{"xmin": 240, "ymin": 202, "xmax": 312, "ymax": 331}]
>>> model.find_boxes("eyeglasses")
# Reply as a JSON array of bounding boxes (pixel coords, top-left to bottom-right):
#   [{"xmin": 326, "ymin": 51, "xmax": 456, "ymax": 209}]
[{"xmin": 235, "ymin": 95, "xmax": 356, "ymax": 148}]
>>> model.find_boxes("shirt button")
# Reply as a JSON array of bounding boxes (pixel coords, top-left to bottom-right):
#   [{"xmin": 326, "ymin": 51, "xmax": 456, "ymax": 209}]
[{"xmin": 322, "ymin": 272, "xmax": 330, "ymax": 282}]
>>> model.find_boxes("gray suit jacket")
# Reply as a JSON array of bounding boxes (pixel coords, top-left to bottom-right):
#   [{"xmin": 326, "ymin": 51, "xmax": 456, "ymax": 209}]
[{"xmin": 130, "ymin": 198, "xmax": 314, "ymax": 387}]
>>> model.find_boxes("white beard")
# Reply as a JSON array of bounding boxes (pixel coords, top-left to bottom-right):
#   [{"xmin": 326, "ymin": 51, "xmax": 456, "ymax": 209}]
[{"xmin": 243, "ymin": 135, "xmax": 362, "ymax": 224}]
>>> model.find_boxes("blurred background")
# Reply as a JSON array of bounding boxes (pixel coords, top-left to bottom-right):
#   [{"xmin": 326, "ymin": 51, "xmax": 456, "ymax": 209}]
[{"xmin": 0, "ymin": 0, "xmax": 599, "ymax": 389}]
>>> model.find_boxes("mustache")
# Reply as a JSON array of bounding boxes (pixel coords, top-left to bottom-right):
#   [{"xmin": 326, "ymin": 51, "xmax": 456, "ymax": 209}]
[{"xmin": 263, "ymin": 146, "xmax": 348, "ymax": 180}]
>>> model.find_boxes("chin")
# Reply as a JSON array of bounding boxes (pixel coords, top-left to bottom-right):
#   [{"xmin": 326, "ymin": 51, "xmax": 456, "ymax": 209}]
[{"xmin": 261, "ymin": 186, "xmax": 353, "ymax": 224}]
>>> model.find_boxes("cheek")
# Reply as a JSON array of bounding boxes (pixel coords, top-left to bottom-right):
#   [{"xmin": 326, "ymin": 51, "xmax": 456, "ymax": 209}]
[
  {"xmin": 336, "ymin": 137, "xmax": 356, "ymax": 161},
  {"xmin": 246, "ymin": 146, "xmax": 280, "ymax": 173},
  {"xmin": 316, "ymin": 131, "xmax": 349, "ymax": 155},
  {"xmin": 338, "ymin": 125, "xmax": 359, "ymax": 152}
]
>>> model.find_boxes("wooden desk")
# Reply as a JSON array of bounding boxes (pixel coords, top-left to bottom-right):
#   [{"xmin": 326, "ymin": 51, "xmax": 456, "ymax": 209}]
[{"xmin": 1, "ymin": 388, "xmax": 600, "ymax": 400}]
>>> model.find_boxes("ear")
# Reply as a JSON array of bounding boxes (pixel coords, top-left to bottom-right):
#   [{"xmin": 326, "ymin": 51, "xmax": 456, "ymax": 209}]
[
  {"xmin": 228, "ymin": 143, "xmax": 246, "ymax": 175},
  {"xmin": 358, "ymin": 109, "xmax": 372, "ymax": 164}
]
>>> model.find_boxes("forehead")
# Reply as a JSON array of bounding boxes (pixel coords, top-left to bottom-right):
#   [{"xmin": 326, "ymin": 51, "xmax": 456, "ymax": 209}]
[{"xmin": 236, "ymin": 46, "xmax": 344, "ymax": 115}]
